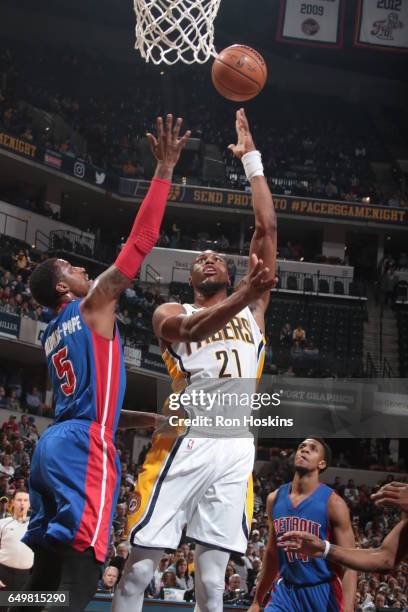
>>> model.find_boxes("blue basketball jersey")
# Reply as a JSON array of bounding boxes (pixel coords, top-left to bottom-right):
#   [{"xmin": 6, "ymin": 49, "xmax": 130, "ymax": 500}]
[
  {"xmin": 42, "ymin": 299, "xmax": 126, "ymax": 431},
  {"xmin": 272, "ymin": 482, "xmax": 337, "ymax": 586}
]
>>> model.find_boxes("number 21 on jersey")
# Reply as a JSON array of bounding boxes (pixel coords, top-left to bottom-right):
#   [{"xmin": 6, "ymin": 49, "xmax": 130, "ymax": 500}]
[{"xmin": 215, "ymin": 349, "xmax": 242, "ymax": 377}]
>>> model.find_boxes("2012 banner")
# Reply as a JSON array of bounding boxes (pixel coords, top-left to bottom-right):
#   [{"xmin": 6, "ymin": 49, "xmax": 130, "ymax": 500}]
[
  {"xmin": 355, "ymin": 0, "xmax": 408, "ymax": 51},
  {"xmin": 276, "ymin": 0, "xmax": 344, "ymax": 48}
]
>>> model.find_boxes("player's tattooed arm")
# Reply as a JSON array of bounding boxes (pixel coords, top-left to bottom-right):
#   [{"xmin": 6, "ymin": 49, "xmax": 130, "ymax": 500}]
[
  {"xmin": 248, "ymin": 491, "xmax": 279, "ymax": 612},
  {"xmin": 153, "ymin": 256, "xmax": 276, "ymax": 342},
  {"xmin": 80, "ymin": 265, "xmax": 131, "ymax": 337},
  {"xmin": 82, "ymin": 265, "xmax": 131, "ymax": 310},
  {"xmin": 328, "ymin": 494, "xmax": 357, "ymax": 612},
  {"xmin": 228, "ymin": 109, "xmax": 277, "ymax": 329}
]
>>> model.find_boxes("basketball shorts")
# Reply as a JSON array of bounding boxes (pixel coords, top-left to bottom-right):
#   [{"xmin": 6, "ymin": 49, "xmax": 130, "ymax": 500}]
[
  {"xmin": 127, "ymin": 435, "xmax": 254, "ymax": 553},
  {"xmin": 23, "ymin": 419, "xmax": 120, "ymax": 563},
  {"xmin": 265, "ymin": 577, "xmax": 343, "ymax": 612}
]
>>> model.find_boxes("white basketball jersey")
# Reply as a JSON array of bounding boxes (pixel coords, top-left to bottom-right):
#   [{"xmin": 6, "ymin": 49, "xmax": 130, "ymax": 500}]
[{"xmin": 163, "ymin": 303, "xmax": 265, "ymax": 384}]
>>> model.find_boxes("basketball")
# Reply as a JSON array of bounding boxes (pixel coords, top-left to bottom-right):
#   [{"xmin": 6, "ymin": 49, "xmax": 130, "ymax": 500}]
[{"xmin": 211, "ymin": 44, "xmax": 267, "ymax": 102}]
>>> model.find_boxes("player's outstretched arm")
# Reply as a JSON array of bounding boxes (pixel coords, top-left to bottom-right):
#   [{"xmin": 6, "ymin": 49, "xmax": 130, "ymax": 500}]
[
  {"xmin": 153, "ymin": 255, "xmax": 276, "ymax": 343},
  {"xmin": 117, "ymin": 410, "xmax": 165, "ymax": 430},
  {"xmin": 81, "ymin": 115, "xmax": 190, "ymax": 334},
  {"xmin": 278, "ymin": 518, "xmax": 408, "ymax": 572},
  {"xmin": 247, "ymin": 492, "xmax": 279, "ymax": 612},
  {"xmin": 228, "ymin": 109, "xmax": 277, "ymax": 332},
  {"xmin": 371, "ymin": 481, "xmax": 408, "ymax": 513},
  {"xmin": 328, "ymin": 494, "xmax": 356, "ymax": 612}
]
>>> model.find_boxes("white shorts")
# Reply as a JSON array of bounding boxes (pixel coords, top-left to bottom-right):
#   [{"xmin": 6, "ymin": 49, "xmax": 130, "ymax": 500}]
[{"xmin": 127, "ymin": 435, "xmax": 255, "ymax": 554}]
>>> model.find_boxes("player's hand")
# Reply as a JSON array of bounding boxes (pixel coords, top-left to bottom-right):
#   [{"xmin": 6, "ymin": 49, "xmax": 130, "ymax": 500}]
[
  {"xmin": 246, "ymin": 603, "xmax": 261, "ymax": 612},
  {"xmin": 148, "ymin": 114, "xmax": 191, "ymax": 170},
  {"xmin": 277, "ymin": 531, "xmax": 325, "ymax": 557},
  {"xmin": 371, "ymin": 481, "xmax": 408, "ymax": 512},
  {"xmin": 0, "ymin": 579, "xmax": 6, "ymax": 587},
  {"xmin": 237, "ymin": 255, "xmax": 277, "ymax": 303},
  {"xmin": 228, "ymin": 108, "xmax": 256, "ymax": 159}
]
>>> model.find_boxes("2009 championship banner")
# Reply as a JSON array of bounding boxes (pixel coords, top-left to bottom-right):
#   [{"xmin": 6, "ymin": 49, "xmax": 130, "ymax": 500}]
[
  {"xmin": 355, "ymin": 0, "xmax": 408, "ymax": 52},
  {"xmin": 277, "ymin": 0, "xmax": 344, "ymax": 48}
]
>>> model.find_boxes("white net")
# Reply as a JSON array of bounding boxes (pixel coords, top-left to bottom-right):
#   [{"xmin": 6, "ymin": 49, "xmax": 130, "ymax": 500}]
[{"xmin": 134, "ymin": 0, "xmax": 222, "ymax": 65}]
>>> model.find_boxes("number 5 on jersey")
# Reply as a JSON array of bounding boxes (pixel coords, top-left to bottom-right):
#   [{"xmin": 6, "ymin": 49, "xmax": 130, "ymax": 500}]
[{"xmin": 52, "ymin": 346, "xmax": 77, "ymax": 396}]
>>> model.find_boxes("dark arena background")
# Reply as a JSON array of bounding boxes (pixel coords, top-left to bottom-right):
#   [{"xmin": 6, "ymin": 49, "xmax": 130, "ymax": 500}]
[{"xmin": 0, "ymin": 0, "xmax": 407, "ymax": 610}]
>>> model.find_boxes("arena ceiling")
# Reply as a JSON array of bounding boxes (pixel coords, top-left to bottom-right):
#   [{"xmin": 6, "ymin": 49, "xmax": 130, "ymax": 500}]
[{"xmin": 5, "ymin": 0, "xmax": 407, "ymax": 81}]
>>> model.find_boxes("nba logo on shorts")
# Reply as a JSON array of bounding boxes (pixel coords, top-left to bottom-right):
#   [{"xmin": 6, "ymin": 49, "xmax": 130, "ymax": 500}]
[{"xmin": 187, "ymin": 439, "xmax": 195, "ymax": 450}]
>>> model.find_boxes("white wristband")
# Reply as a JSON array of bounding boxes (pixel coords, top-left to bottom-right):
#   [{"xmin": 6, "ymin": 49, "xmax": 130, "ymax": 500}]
[
  {"xmin": 241, "ymin": 150, "xmax": 264, "ymax": 181},
  {"xmin": 321, "ymin": 540, "xmax": 331, "ymax": 559}
]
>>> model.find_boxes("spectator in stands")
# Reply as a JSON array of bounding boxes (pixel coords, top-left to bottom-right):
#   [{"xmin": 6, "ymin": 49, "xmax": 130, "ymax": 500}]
[
  {"xmin": 186, "ymin": 549, "xmax": 194, "ymax": 575},
  {"xmin": 24, "ymin": 387, "xmax": 46, "ymax": 415},
  {"xmin": 224, "ymin": 574, "xmax": 243, "ymax": 602},
  {"xmin": 227, "ymin": 259, "xmax": 236, "ymax": 286},
  {"xmin": 0, "ymin": 478, "xmax": 10, "ymax": 500},
  {"xmin": 0, "ymin": 455, "xmax": 14, "ymax": 479},
  {"xmin": 11, "ymin": 441, "xmax": 29, "ymax": 468},
  {"xmin": 244, "ymin": 543, "xmax": 256, "ymax": 565},
  {"xmin": 331, "ymin": 476, "xmax": 342, "ymax": 494},
  {"xmin": 229, "ymin": 553, "xmax": 251, "ymax": 593},
  {"xmin": 0, "ymin": 489, "xmax": 33, "ymax": 607},
  {"xmin": 0, "ymin": 388, "xmax": 6, "ymax": 409},
  {"xmin": 6, "ymin": 391, "xmax": 20, "ymax": 413},
  {"xmin": 292, "ymin": 323, "xmax": 306, "ymax": 344},
  {"xmin": 174, "ymin": 558, "xmax": 194, "ymax": 591},
  {"xmin": 279, "ymin": 322, "xmax": 292, "ymax": 346},
  {"xmin": 122, "ymin": 160, "xmax": 138, "ymax": 178},
  {"xmin": 151, "ymin": 555, "xmax": 170, "ymax": 595},
  {"xmin": 157, "ymin": 231, "xmax": 170, "ymax": 248},
  {"xmin": 12, "ymin": 251, "xmax": 30, "ymax": 280},
  {"xmin": 116, "ymin": 309, "xmax": 132, "ymax": 337},
  {"xmin": 97, "ymin": 565, "xmax": 120, "ymax": 593},
  {"xmin": 344, "ymin": 479, "xmax": 360, "ymax": 511},
  {"xmin": 1, "ymin": 416, "xmax": 18, "ymax": 435},
  {"xmin": 18, "ymin": 415, "xmax": 30, "ymax": 438},
  {"xmin": 158, "ymin": 570, "xmax": 181, "ymax": 599},
  {"xmin": 0, "ymin": 497, "xmax": 9, "ymax": 520},
  {"xmin": 112, "ymin": 503, "xmax": 127, "ymax": 538},
  {"xmin": 115, "ymin": 542, "xmax": 129, "ymax": 561}
]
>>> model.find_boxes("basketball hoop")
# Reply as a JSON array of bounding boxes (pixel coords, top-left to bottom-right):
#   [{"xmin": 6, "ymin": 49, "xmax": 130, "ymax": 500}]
[{"xmin": 134, "ymin": 0, "xmax": 222, "ymax": 65}]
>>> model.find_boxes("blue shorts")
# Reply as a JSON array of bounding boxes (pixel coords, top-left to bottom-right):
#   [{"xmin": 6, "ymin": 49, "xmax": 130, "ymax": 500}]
[
  {"xmin": 265, "ymin": 577, "xmax": 343, "ymax": 612},
  {"xmin": 23, "ymin": 419, "xmax": 120, "ymax": 562}
]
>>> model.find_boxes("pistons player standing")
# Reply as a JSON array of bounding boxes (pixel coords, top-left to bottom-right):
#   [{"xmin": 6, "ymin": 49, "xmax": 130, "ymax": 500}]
[
  {"xmin": 248, "ymin": 439, "xmax": 356, "ymax": 612},
  {"xmin": 14, "ymin": 115, "xmax": 190, "ymax": 612}
]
